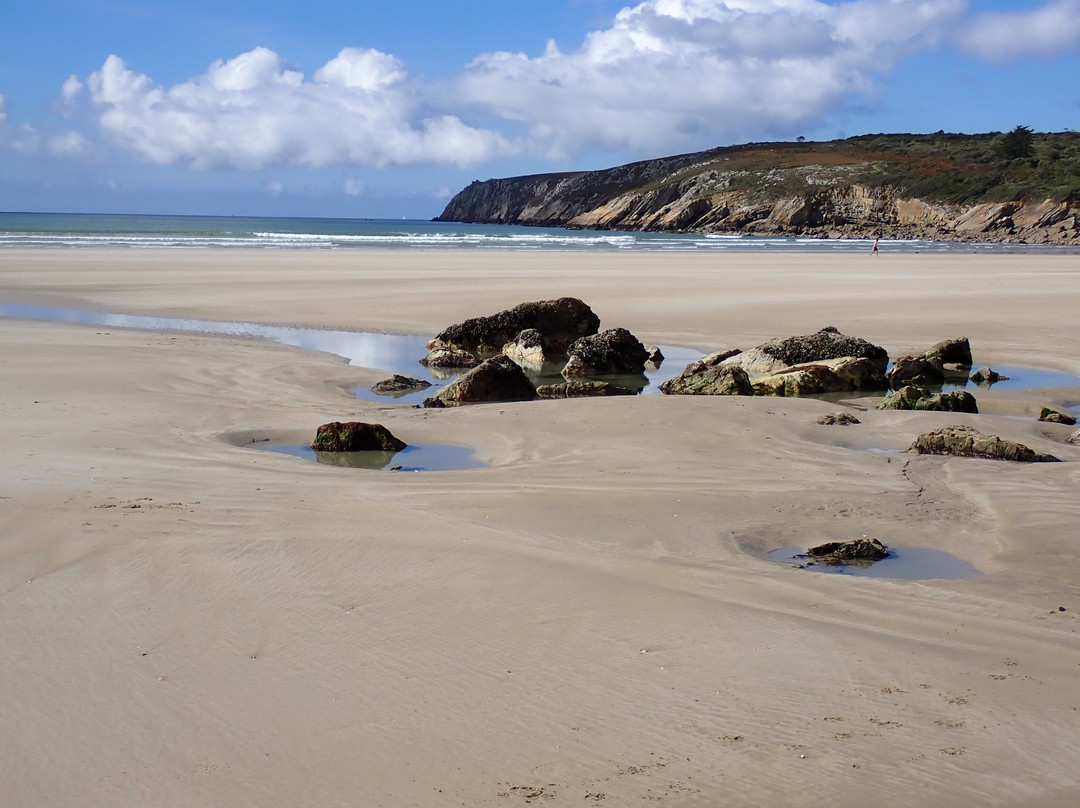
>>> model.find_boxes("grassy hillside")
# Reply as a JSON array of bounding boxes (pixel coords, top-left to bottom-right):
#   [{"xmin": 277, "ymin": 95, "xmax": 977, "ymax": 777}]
[{"xmin": 701, "ymin": 130, "xmax": 1080, "ymax": 205}]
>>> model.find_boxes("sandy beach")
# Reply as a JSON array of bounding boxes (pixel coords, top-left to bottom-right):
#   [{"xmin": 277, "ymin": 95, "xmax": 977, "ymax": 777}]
[{"xmin": 2, "ymin": 248, "xmax": 1079, "ymax": 807}]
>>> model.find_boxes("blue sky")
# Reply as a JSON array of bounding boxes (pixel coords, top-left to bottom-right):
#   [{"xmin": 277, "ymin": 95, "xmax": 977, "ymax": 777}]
[{"xmin": 2, "ymin": 0, "xmax": 1078, "ymax": 219}]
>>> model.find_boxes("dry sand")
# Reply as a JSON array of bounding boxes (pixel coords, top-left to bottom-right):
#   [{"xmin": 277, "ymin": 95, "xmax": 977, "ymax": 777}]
[{"xmin": 2, "ymin": 249, "xmax": 1079, "ymax": 807}]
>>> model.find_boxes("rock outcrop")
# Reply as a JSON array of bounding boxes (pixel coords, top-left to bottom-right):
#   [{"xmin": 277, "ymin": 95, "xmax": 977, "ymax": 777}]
[
  {"xmin": 419, "ymin": 347, "xmax": 480, "ymax": 369},
  {"xmin": 753, "ymin": 327, "xmax": 889, "ymax": 372},
  {"xmin": 908, "ymin": 424, "xmax": 1059, "ymax": 462},
  {"xmin": 561, "ymin": 328, "xmax": 649, "ymax": 377},
  {"xmin": 970, "ymin": 367, "xmax": 1008, "ymax": 385},
  {"xmin": 436, "ymin": 135, "xmax": 1080, "ymax": 245},
  {"xmin": 426, "ymin": 297, "xmax": 600, "ymax": 356},
  {"xmin": 817, "ymin": 412, "xmax": 861, "ymax": 425},
  {"xmin": 311, "ymin": 422, "xmax": 407, "ymax": 453},
  {"xmin": 423, "ymin": 355, "xmax": 537, "ymax": 407},
  {"xmin": 878, "ymin": 386, "xmax": 978, "ymax": 413},
  {"xmin": 660, "ymin": 353, "xmax": 754, "ymax": 396},
  {"xmin": 536, "ymin": 381, "xmax": 637, "ymax": 398}
]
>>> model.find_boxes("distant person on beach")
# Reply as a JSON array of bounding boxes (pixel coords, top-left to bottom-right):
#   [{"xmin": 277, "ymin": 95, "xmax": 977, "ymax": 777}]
[{"xmin": 871, "ymin": 237, "xmax": 879, "ymax": 256}]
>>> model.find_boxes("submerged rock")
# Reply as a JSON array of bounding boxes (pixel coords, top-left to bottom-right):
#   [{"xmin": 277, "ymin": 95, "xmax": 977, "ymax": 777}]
[
  {"xmin": 562, "ymin": 327, "xmax": 649, "ymax": 377},
  {"xmin": 423, "ymin": 355, "xmax": 537, "ymax": 407},
  {"xmin": 1038, "ymin": 407, "xmax": 1077, "ymax": 425},
  {"xmin": 427, "ymin": 297, "xmax": 600, "ymax": 356},
  {"xmin": 806, "ymin": 537, "xmax": 889, "ymax": 565},
  {"xmin": 370, "ymin": 374, "xmax": 432, "ymax": 395},
  {"xmin": 311, "ymin": 422, "xmax": 407, "ymax": 453},
  {"xmin": 908, "ymin": 424, "xmax": 1059, "ymax": 462},
  {"xmin": 536, "ymin": 381, "xmax": 637, "ymax": 398},
  {"xmin": 419, "ymin": 347, "xmax": 480, "ymax": 369},
  {"xmin": 970, "ymin": 366, "xmax": 1008, "ymax": 385},
  {"xmin": 817, "ymin": 412, "xmax": 861, "ymax": 425}
]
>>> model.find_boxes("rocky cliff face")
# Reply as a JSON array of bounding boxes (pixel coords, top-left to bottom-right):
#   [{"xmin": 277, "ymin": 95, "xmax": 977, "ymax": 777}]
[{"xmin": 437, "ymin": 151, "xmax": 1080, "ymax": 245}]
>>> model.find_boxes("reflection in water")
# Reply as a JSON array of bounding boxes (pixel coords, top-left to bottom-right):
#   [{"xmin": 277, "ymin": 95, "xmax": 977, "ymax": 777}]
[
  {"xmin": 769, "ymin": 546, "xmax": 979, "ymax": 579},
  {"xmin": 259, "ymin": 442, "xmax": 486, "ymax": 471},
  {"xmin": 0, "ymin": 302, "xmax": 701, "ymax": 404}
]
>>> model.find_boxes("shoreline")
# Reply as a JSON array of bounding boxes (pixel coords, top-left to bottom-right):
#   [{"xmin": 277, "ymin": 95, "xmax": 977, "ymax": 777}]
[{"xmin": 2, "ymin": 248, "xmax": 1079, "ymax": 807}]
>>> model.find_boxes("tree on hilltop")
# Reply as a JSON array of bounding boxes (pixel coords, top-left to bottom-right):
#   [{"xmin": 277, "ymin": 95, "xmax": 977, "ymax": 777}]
[{"xmin": 998, "ymin": 125, "xmax": 1035, "ymax": 160}]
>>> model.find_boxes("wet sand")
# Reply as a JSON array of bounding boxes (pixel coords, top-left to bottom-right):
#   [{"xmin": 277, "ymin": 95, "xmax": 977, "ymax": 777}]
[{"xmin": 2, "ymin": 248, "xmax": 1079, "ymax": 807}]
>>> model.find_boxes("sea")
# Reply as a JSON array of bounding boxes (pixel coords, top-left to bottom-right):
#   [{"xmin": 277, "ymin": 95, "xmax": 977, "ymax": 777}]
[{"xmin": 2, "ymin": 211, "xmax": 1074, "ymax": 253}]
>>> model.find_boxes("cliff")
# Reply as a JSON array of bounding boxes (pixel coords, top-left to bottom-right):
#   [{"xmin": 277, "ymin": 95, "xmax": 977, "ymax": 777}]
[{"xmin": 436, "ymin": 133, "xmax": 1080, "ymax": 244}]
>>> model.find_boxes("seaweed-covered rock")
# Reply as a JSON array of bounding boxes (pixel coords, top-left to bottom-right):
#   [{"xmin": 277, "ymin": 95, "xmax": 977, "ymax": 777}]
[
  {"xmin": 908, "ymin": 424, "xmax": 1059, "ymax": 462},
  {"xmin": 923, "ymin": 337, "xmax": 973, "ymax": 367},
  {"xmin": 756, "ymin": 326, "xmax": 889, "ymax": 371},
  {"xmin": 1038, "ymin": 407, "xmax": 1077, "ymax": 425},
  {"xmin": 660, "ymin": 362, "xmax": 754, "ymax": 396},
  {"xmin": 427, "ymin": 297, "xmax": 600, "ymax": 355},
  {"xmin": 970, "ymin": 366, "xmax": 1008, "ymax": 385},
  {"xmin": 562, "ymin": 328, "xmax": 649, "ymax": 377},
  {"xmin": 806, "ymin": 537, "xmax": 889, "ymax": 565},
  {"xmin": 753, "ymin": 364, "xmax": 846, "ymax": 397},
  {"xmin": 420, "ymin": 347, "xmax": 480, "ymax": 369},
  {"xmin": 817, "ymin": 412, "xmax": 861, "ymax": 425},
  {"xmin": 423, "ymin": 355, "xmax": 537, "ymax": 407},
  {"xmin": 536, "ymin": 381, "xmax": 637, "ymax": 398},
  {"xmin": 370, "ymin": 374, "xmax": 432, "ymax": 396},
  {"xmin": 311, "ymin": 422, "xmax": 407, "ymax": 452},
  {"xmin": 877, "ymin": 386, "xmax": 977, "ymax": 413},
  {"xmin": 886, "ymin": 354, "xmax": 945, "ymax": 388}
]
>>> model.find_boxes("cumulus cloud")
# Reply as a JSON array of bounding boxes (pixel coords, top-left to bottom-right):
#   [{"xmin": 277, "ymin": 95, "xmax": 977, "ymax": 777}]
[
  {"xmin": 26, "ymin": 0, "xmax": 1080, "ymax": 171},
  {"xmin": 459, "ymin": 0, "xmax": 972, "ymax": 157},
  {"xmin": 958, "ymin": 0, "xmax": 1080, "ymax": 63},
  {"xmin": 80, "ymin": 47, "xmax": 518, "ymax": 170},
  {"xmin": 0, "ymin": 93, "xmax": 89, "ymax": 156}
]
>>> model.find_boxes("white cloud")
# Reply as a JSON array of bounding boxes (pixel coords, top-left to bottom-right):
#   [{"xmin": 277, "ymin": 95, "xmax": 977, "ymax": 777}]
[
  {"xmin": 17, "ymin": 0, "xmax": 1080, "ymax": 173},
  {"xmin": 459, "ymin": 0, "xmax": 971, "ymax": 157},
  {"xmin": 79, "ymin": 47, "xmax": 518, "ymax": 170},
  {"xmin": 343, "ymin": 176, "xmax": 365, "ymax": 196},
  {"xmin": 267, "ymin": 180, "xmax": 284, "ymax": 195},
  {"xmin": 957, "ymin": 0, "xmax": 1080, "ymax": 63}
]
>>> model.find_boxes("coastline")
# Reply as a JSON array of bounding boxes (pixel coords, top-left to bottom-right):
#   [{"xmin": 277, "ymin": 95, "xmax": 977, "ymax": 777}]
[{"xmin": 2, "ymin": 248, "xmax": 1079, "ymax": 806}]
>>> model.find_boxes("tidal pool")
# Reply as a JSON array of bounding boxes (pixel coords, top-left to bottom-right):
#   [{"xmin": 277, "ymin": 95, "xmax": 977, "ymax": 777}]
[
  {"xmin": 258, "ymin": 442, "xmax": 486, "ymax": 472},
  {"xmin": 0, "ymin": 302, "xmax": 699, "ymax": 402},
  {"xmin": 769, "ymin": 546, "xmax": 979, "ymax": 579}
]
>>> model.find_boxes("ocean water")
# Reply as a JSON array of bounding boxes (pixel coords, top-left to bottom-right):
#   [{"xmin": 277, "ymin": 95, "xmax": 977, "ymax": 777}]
[{"xmin": 2, "ymin": 211, "xmax": 1073, "ymax": 253}]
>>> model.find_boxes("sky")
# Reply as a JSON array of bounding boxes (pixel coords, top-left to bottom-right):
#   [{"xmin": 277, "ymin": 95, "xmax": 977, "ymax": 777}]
[{"xmin": 2, "ymin": 0, "xmax": 1079, "ymax": 219}]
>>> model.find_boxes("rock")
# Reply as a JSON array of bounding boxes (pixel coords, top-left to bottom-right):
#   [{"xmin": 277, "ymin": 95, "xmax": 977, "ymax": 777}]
[
  {"xmin": 660, "ymin": 363, "xmax": 754, "ymax": 396},
  {"xmin": 1068, "ymin": 429, "xmax": 1080, "ymax": 445},
  {"xmin": 886, "ymin": 355, "xmax": 945, "ymax": 388},
  {"xmin": 820, "ymin": 356, "xmax": 889, "ymax": 390},
  {"xmin": 806, "ymin": 537, "xmax": 889, "ymax": 565},
  {"xmin": 644, "ymin": 344, "xmax": 664, "ymax": 366},
  {"xmin": 970, "ymin": 366, "xmax": 1008, "ymax": 385},
  {"xmin": 369, "ymin": 374, "xmax": 432, "ymax": 396},
  {"xmin": 562, "ymin": 327, "xmax": 649, "ymax": 377},
  {"xmin": 502, "ymin": 328, "xmax": 548, "ymax": 367},
  {"xmin": 422, "ymin": 355, "xmax": 537, "ymax": 407},
  {"xmin": 419, "ymin": 347, "xmax": 480, "ymax": 369},
  {"xmin": 1038, "ymin": 407, "xmax": 1077, "ymax": 425},
  {"xmin": 719, "ymin": 347, "xmax": 788, "ymax": 379},
  {"xmin": 914, "ymin": 391, "xmax": 979, "ymax": 413},
  {"xmin": 427, "ymin": 297, "xmax": 600, "ymax": 355},
  {"xmin": 753, "ymin": 364, "xmax": 846, "ymax": 397},
  {"xmin": 923, "ymin": 337, "xmax": 973, "ymax": 367},
  {"xmin": 908, "ymin": 424, "xmax": 1059, "ymax": 462},
  {"xmin": 877, "ymin": 386, "xmax": 977, "ymax": 413},
  {"xmin": 818, "ymin": 412, "xmax": 861, "ymax": 425},
  {"xmin": 756, "ymin": 326, "xmax": 889, "ymax": 372},
  {"xmin": 536, "ymin": 381, "xmax": 637, "ymax": 398},
  {"xmin": 878, "ymin": 385, "xmax": 931, "ymax": 410},
  {"xmin": 311, "ymin": 422, "xmax": 407, "ymax": 452}
]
